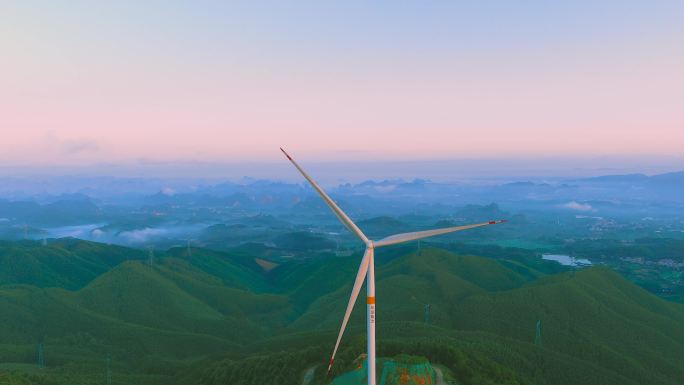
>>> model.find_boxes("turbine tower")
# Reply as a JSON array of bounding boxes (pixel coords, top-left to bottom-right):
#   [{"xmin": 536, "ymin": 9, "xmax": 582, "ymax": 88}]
[{"xmin": 280, "ymin": 148, "xmax": 506, "ymax": 385}]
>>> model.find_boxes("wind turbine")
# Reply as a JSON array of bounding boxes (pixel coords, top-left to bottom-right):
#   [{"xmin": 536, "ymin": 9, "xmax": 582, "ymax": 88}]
[{"xmin": 280, "ymin": 148, "xmax": 506, "ymax": 385}]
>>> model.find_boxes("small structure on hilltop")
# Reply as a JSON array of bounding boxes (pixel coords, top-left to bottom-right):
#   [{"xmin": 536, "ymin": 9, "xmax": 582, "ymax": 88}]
[{"xmin": 332, "ymin": 356, "xmax": 436, "ymax": 385}]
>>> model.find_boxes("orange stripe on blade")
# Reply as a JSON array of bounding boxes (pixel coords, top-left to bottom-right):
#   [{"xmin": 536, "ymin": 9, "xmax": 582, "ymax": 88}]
[{"xmin": 367, "ymin": 296, "xmax": 376, "ymax": 304}]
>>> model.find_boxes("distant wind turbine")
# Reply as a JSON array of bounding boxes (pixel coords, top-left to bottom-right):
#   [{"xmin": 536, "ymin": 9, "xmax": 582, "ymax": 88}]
[{"xmin": 280, "ymin": 148, "xmax": 506, "ymax": 385}]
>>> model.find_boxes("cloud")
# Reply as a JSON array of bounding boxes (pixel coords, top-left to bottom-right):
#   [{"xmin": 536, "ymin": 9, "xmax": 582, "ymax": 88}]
[
  {"xmin": 374, "ymin": 185, "xmax": 397, "ymax": 193},
  {"xmin": 116, "ymin": 224, "xmax": 205, "ymax": 244},
  {"xmin": 119, "ymin": 227, "xmax": 169, "ymax": 243},
  {"xmin": 60, "ymin": 139, "xmax": 99, "ymax": 155},
  {"xmin": 561, "ymin": 201, "xmax": 594, "ymax": 211},
  {"xmin": 161, "ymin": 187, "xmax": 176, "ymax": 196},
  {"xmin": 44, "ymin": 131, "xmax": 99, "ymax": 155}
]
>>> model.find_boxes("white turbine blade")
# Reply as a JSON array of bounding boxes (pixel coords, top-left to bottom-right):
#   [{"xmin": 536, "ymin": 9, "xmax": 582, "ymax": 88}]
[
  {"xmin": 374, "ymin": 220, "xmax": 506, "ymax": 248},
  {"xmin": 281, "ymin": 148, "xmax": 369, "ymax": 245},
  {"xmin": 327, "ymin": 248, "xmax": 371, "ymax": 375}
]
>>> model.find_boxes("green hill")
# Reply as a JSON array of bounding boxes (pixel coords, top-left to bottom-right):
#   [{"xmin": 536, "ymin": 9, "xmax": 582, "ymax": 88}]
[
  {"xmin": 356, "ymin": 217, "xmax": 411, "ymax": 239},
  {"xmin": 273, "ymin": 231, "xmax": 336, "ymax": 252},
  {"xmin": 0, "ymin": 239, "xmax": 145, "ymax": 289},
  {"xmin": 451, "ymin": 267, "xmax": 684, "ymax": 384},
  {"xmin": 0, "ymin": 240, "xmax": 683, "ymax": 385},
  {"xmin": 261, "ymin": 248, "xmax": 684, "ymax": 385},
  {"xmin": 291, "ymin": 249, "xmax": 531, "ymax": 329}
]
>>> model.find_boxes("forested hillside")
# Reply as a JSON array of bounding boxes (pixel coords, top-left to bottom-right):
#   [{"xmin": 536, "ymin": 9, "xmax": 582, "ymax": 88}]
[{"xmin": 0, "ymin": 239, "xmax": 682, "ymax": 385}]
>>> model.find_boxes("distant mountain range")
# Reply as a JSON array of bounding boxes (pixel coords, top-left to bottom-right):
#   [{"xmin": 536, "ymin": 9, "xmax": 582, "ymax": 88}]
[
  {"xmin": 581, "ymin": 170, "xmax": 684, "ymax": 185},
  {"xmin": 1, "ymin": 168, "xmax": 683, "ymax": 202}
]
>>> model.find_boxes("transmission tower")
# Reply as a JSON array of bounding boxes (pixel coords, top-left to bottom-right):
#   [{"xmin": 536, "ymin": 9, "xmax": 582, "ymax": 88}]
[
  {"xmin": 417, "ymin": 240, "xmax": 422, "ymax": 256},
  {"xmin": 147, "ymin": 247, "xmax": 155, "ymax": 266},
  {"xmin": 424, "ymin": 304, "xmax": 431, "ymax": 325},
  {"xmin": 106, "ymin": 353, "xmax": 112, "ymax": 385},
  {"xmin": 186, "ymin": 239, "xmax": 192, "ymax": 257},
  {"xmin": 37, "ymin": 342, "xmax": 44, "ymax": 369},
  {"xmin": 535, "ymin": 320, "xmax": 543, "ymax": 347}
]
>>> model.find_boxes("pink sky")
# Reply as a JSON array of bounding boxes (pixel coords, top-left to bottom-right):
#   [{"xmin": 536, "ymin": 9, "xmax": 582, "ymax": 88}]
[{"xmin": 1, "ymin": 2, "xmax": 683, "ymax": 167}]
